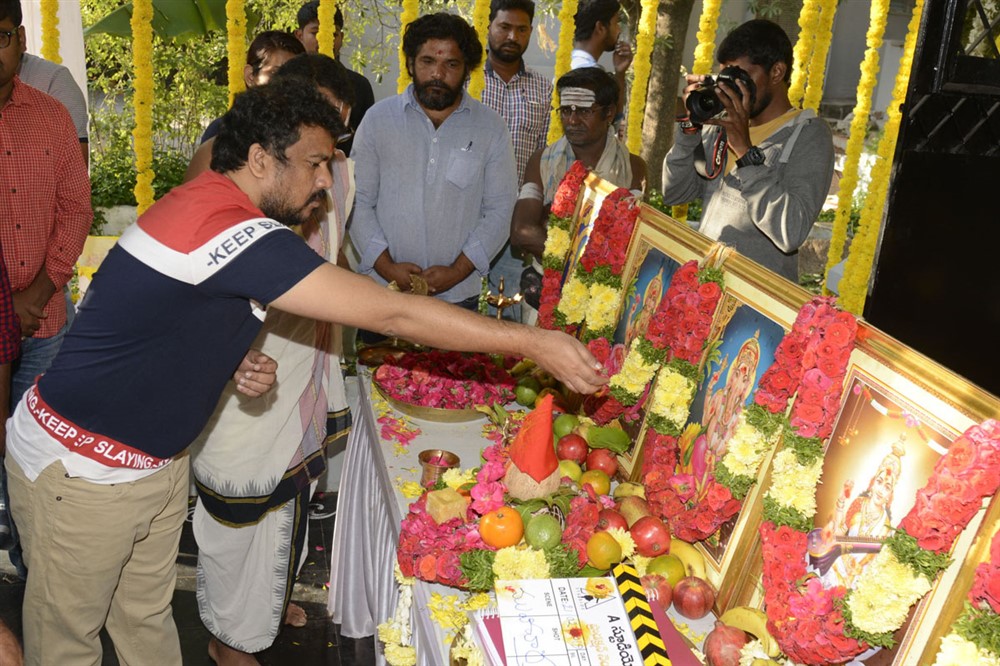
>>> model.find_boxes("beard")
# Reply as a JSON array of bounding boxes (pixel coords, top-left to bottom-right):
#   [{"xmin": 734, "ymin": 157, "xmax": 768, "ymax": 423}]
[
  {"xmin": 749, "ymin": 90, "xmax": 772, "ymax": 119},
  {"xmin": 260, "ymin": 187, "xmax": 326, "ymax": 228},
  {"xmin": 489, "ymin": 39, "xmax": 524, "ymax": 63},
  {"xmin": 414, "ymin": 78, "xmax": 464, "ymax": 111}
]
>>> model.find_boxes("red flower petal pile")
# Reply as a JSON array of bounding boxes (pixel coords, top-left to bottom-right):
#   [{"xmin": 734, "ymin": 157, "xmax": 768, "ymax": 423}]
[{"xmin": 374, "ymin": 350, "xmax": 515, "ymax": 410}]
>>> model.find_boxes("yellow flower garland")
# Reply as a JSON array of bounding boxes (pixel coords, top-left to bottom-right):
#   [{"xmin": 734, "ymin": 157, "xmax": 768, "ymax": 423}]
[
  {"xmin": 802, "ymin": 0, "xmax": 839, "ymax": 112},
  {"xmin": 625, "ymin": 0, "xmax": 657, "ymax": 154},
  {"xmin": 226, "ymin": 0, "xmax": 247, "ymax": 107},
  {"xmin": 847, "ymin": 548, "xmax": 932, "ymax": 633},
  {"xmin": 609, "ymin": 339, "xmax": 659, "ymax": 400},
  {"xmin": 584, "ymin": 282, "xmax": 621, "ymax": 332},
  {"xmin": 837, "ymin": 0, "xmax": 924, "ymax": 313},
  {"xmin": 467, "ymin": 0, "xmax": 490, "ymax": 100},
  {"xmin": 934, "ymin": 633, "xmax": 1000, "ymax": 666},
  {"xmin": 648, "ymin": 367, "xmax": 696, "ymax": 428},
  {"xmin": 318, "ymin": 0, "xmax": 336, "ymax": 57},
  {"xmin": 547, "ymin": 0, "xmax": 579, "ymax": 143},
  {"xmin": 821, "ymin": 0, "xmax": 890, "ymax": 299},
  {"xmin": 131, "ymin": 0, "xmax": 155, "ymax": 215},
  {"xmin": 40, "ymin": 0, "xmax": 61, "ymax": 63},
  {"xmin": 543, "ymin": 226, "xmax": 571, "ymax": 264},
  {"xmin": 788, "ymin": 0, "xmax": 821, "ymax": 108},
  {"xmin": 555, "ymin": 274, "xmax": 590, "ymax": 324},
  {"xmin": 397, "ymin": 0, "xmax": 420, "ymax": 93},
  {"xmin": 691, "ymin": 0, "xmax": 723, "ymax": 75}
]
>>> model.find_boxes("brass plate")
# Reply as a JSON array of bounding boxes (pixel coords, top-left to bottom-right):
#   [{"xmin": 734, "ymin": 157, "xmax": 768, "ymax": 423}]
[
  {"xmin": 372, "ymin": 383, "xmax": 485, "ymax": 424},
  {"xmin": 357, "ymin": 341, "xmax": 416, "ymax": 367}
]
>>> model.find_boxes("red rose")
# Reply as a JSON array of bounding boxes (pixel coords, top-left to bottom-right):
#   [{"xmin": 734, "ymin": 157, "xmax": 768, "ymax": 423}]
[{"xmin": 942, "ymin": 436, "xmax": 975, "ymax": 472}]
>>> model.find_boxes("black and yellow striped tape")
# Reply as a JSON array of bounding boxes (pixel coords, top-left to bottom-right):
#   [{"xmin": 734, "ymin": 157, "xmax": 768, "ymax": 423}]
[{"xmin": 612, "ymin": 562, "xmax": 671, "ymax": 666}]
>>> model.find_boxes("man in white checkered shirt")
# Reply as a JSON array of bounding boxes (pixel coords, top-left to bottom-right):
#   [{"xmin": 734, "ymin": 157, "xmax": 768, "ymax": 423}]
[{"xmin": 482, "ymin": 0, "xmax": 553, "ymax": 321}]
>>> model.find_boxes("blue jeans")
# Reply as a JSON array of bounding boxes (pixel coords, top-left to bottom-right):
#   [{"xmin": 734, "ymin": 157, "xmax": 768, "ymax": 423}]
[{"xmin": 10, "ymin": 320, "xmax": 69, "ymax": 411}]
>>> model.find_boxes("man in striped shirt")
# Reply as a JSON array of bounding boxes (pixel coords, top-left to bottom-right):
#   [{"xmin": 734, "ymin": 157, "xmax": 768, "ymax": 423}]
[{"xmin": 482, "ymin": 0, "xmax": 553, "ymax": 320}]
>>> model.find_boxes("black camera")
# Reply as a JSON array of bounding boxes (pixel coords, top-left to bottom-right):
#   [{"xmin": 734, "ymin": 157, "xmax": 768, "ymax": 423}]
[{"xmin": 685, "ymin": 66, "xmax": 757, "ymax": 123}]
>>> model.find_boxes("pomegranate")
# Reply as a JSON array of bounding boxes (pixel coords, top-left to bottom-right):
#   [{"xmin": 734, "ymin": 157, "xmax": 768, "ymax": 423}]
[
  {"xmin": 630, "ymin": 515, "xmax": 670, "ymax": 557},
  {"xmin": 585, "ymin": 448, "xmax": 618, "ymax": 477},
  {"xmin": 596, "ymin": 508, "xmax": 628, "ymax": 532},
  {"xmin": 703, "ymin": 620, "xmax": 749, "ymax": 666},
  {"xmin": 672, "ymin": 576, "xmax": 716, "ymax": 619},
  {"xmin": 556, "ymin": 434, "xmax": 588, "ymax": 464}
]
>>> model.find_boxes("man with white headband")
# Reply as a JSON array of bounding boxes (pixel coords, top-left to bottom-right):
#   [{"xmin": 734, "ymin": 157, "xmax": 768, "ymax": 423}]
[{"xmin": 510, "ymin": 67, "xmax": 645, "ymax": 321}]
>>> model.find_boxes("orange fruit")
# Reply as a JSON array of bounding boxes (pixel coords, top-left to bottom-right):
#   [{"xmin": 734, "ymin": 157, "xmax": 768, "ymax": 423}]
[
  {"xmin": 479, "ymin": 507, "xmax": 524, "ymax": 548},
  {"xmin": 586, "ymin": 531, "xmax": 622, "ymax": 570},
  {"xmin": 579, "ymin": 469, "xmax": 611, "ymax": 496}
]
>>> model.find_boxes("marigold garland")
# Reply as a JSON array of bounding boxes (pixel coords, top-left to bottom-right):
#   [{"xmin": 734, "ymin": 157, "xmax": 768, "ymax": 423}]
[
  {"xmin": 837, "ymin": 0, "xmax": 924, "ymax": 314},
  {"xmin": 801, "ymin": 0, "xmax": 839, "ymax": 112},
  {"xmin": 547, "ymin": 0, "xmax": 579, "ymax": 143},
  {"xmin": 691, "ymin": 0, "xmax": 723, "ymax": 75},
  {"xmin": 788, "ymin": 0, "xmax": 822, "ymax": 108},
  {"xmin": 317, "ymin": 0, "xmax": 336, "ymax": 57},
  {"xmin": 397, "ymin": 0, "xmax": 420, "ymax": 93},
  {"xmin": 225, "ymin": 0, "xmax": 247, "ymax": 107},
  {"xmin": 131, "ymin": 0, "xmax": 155, "ymax": 215},
  {"xmin": 466, "ymin": 0, "xmax": 490, "ymax": 100},
  {"xmin": 625, "ymin": 0, "xmax": 657, "ymax": 154},
  {"xmin": 40, "ymin": 0, "xmax": 61, "ymax": 63},
  {"xmin": 821, "ymin": 0, "xmax": 890, "ymax": 300}
]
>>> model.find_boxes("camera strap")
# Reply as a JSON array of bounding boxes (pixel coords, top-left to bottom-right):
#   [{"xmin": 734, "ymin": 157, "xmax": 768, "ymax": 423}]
[{"xmin": 693, "ymin": 128, "xmax": 729, "ymax": 181}]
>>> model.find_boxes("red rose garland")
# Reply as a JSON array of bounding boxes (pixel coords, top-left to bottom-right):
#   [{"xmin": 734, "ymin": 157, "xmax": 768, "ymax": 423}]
[
  {"xmin": 538, "ymin": 161, "xmax": 589, "ymax": 331},
  {"xmin": 969, "ymin": 518, "xmax": 1000, "ymax": 615}
]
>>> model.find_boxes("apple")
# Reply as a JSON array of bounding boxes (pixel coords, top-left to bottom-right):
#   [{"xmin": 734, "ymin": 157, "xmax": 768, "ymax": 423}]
[
  {"xmin": 558, "ymin": 459, "xmax": 583, "ymax": 483},
  {"xmin": 585, "ymin": 448, "xmax": 618, "ymax": 477},
  {"xmin": 672, "ymin": 576, "xmax": 716, "ymax": 619},
  {"xmin": 556, "ymin": 434, "xmax": 588, "ymax": 464},
  {"xmin": 617, "ymin": 496, "xmax": 651, "ymax": 527},
  {"xmin": 630, "ymin": 515, "xmax": 671, "ymax": 557},
  {"xmin": 596, "ymin": 508, "xmax": 628, "ymax": 532},
  {"xmin": 647, "ymin": 553, "xmax": 686, "ymax": 586},
  {"xmin": 640, "ymin": 573, "xmax": 672, "ymax": 607}
]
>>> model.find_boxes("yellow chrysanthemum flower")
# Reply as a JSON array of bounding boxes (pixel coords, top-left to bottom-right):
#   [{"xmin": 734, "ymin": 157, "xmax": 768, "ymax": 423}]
[
  {"xmin": 397, "ymin": 480, "xmax": 424, "ymax": 499},
  {"xmin": 384, "ymin": 643, "xmax": 417, "ymax": 666},
  {"xmin": 493, "ymin": 546, "xmax": 550, "ymax": 581},
  {"xmin": 442, "ymin": 467, "xmax": 475, "ymax": 490},
  {"xmin": 848, "ymin": 549, "xmax": 931, "ymax": 633},
  {"xmin": 557, "ymin": 276, "xmax": 590, "ymax": 324},
  {"xmin": 766, "ymin": 451, "xmax": 822, "ymax": 518},
  {"xmin": 610, "ymin": 342, "xmax": 658, "ymax": 398},
  {"xmin": 721, "ymin": 412, "xmax": 774, "ymax": 477},
  {"xmin": 933, "ymin": 633, "xmax": 1000, "ymax": 666},
  {"xmin": 544, "ymin": 226, "xmax": 571, "ymax": 263},
  {"xmin": 649, "ymin": 369, "xmax": 696, "ymax": 425},
  {"xmin": 463, "ymin": 592, "xmax": 491, "ymax": 611},
  {"xmin": 606, "ymin": 527, "xmax": 636, "ymax": 560},
  {"xmin": 586, "ymin": 283, "xmax": 621, "ymax": 330}
]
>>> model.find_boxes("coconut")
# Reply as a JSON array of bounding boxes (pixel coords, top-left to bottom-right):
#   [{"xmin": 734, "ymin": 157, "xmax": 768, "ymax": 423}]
[{"xmin": 503, "ymin": 462, "xmax": 562, "ymax": 500}]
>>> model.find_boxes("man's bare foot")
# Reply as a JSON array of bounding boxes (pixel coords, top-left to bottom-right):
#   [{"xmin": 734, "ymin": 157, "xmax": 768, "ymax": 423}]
[
  {"xmin": 284, "ymin": 602, "xmax": 308, "ymax": 627},
  {"xmin": 208, "ymin": 637, "xmax": 259, "ymax": 665}
]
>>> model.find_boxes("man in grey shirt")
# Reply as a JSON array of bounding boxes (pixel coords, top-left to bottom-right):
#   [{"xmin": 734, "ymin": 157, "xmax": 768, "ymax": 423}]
[
  {"xmin": 350, "ymin": 12, "xmax": 517, "ymax": 315},
  {"xmin": 18, "ymin": 52, "xmax": 88, "ymax": 165},
  {"xmin": 661, "ymin": 19, "xmax": 834, "ymax": 282}
]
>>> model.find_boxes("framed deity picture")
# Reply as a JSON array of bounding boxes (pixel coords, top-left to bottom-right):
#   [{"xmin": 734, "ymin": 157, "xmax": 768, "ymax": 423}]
[
  {"xmin": 611, "ymin": 205, "xmax": 716, "ymax": 478},
  {"xmin": 668, "ymin": 252, "xmax": 812, "ymax": 607},
  {"xmin": 809, "ymin": 324, "xmax": 1000, "ymax": 666},
  {"xmin": 560, "ymin": 172, "xmax": 619, "ymax": 288}
]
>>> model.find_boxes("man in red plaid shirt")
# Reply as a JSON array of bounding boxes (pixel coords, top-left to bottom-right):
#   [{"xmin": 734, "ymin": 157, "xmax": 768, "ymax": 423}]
[
  {"xmin": 0, "ymin": 2, "xmax": 91, "ymax": 411},
  {"xmin": 0, "ymin": 249, "xmax": 18, "ymax": 447}
]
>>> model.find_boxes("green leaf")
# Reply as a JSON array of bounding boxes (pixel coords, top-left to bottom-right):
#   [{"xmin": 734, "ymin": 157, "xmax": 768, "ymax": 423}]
[
  {"xmin": 886, "ymin": 529, "xmax": 952, "ymax": 582},
  {"xmin": 955, "ymin": 602, "xmax": 1000, "ymax": 657},
  {"xmin": 762, "ymin": 497, "xmax": 812, "ymax": 532},
  {"xmin": 745, "ymin": 403, "xmax": 783, "ymax": 438},
  {"xmin": 714, "ymin": 460, "xmax": 753, "ymax": 500},
  {"xmin": 545, "ymin": 544, "xmax": 583, "ymax": 579},
  {"xmin": 459, "ymin": 549, "xmax": 497, "ymax": 592}
]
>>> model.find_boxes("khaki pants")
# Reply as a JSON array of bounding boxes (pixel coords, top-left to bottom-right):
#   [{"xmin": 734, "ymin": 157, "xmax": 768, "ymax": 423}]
[{"xmin": 5, "ymin": 455, "xmax": 189, "ymax": 666}]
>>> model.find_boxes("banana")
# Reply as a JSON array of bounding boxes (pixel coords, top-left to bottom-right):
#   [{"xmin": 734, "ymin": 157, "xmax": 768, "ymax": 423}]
[
  {"xmin": 718, "ymin": 606, "xmax": 781, "ymax": 658},
  {"xmin": 612, "ymin": 482, "xmax": 646, "ymax": 500},
  {"xmin": 508, "ymin": 358, "xmax": 536, "ymax": 377},
  {"xmin": 668, "ymin": 537, "xmax": 707, "ymax": 580}
]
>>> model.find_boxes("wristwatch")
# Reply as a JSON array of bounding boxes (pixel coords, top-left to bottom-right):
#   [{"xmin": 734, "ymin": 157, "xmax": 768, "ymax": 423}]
[{"xmin": 735, "ymin": 146, "xmax": 765, "ymax": 168}]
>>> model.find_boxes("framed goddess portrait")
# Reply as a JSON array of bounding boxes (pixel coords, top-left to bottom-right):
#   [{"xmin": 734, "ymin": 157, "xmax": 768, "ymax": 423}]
[
  {"xmin": 611, "ymin": 205, "xmax": 716, "ymax": 478},
  {"xmin": 801, "ymin": 324, "xmax": 999, "ymax": 666},
  {"xmin": 675, "ymin": 252, "xmax": 811, "ymax": 605}
]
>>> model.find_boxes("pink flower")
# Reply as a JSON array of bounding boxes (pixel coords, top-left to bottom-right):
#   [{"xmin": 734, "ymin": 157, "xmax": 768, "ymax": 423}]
[
  {"xmin": 668, "ymin": 474, "xmax": 697, "ymax": 503},
  {"xmin": 470, "ymin": 480, "xmax": 505, "ymax": 515}
]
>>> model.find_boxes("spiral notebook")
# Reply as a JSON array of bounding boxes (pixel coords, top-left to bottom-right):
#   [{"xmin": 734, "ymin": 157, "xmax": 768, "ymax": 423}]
[{"xmin": 471, "ymin": 606, "xmax": 506, "ymax": 666}]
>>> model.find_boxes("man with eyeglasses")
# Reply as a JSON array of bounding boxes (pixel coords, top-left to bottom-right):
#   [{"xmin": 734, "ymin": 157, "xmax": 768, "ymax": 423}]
[
  {"xmin": 295, "ymin": 1, "xmax": 374, "ymax": 157},
  {"xmin": 0, "ymin": 0, "xmax": 92, "ymax": 578},
  {"xmin": 511, "ymin": 67, "xmax": 645, "ymax": 320},
  {"xmin": 350, "ymin": 12, "xmax": 517, "ymax": 330}
]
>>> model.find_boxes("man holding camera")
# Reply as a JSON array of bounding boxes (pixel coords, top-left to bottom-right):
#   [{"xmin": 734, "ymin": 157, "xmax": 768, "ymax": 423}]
[{"xmin": 661, "ymin": 19, "xmax": 834, "ymax": 282}]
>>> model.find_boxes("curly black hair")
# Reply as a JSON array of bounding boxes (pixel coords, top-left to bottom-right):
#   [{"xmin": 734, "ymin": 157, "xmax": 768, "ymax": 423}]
[
  {"xmin": 211, "ymin": 78, "xmax": 344, "ymax": 173},
  {"xmin": 489, "ymin": 0, "xmax": 535, "ymax": 23},
  {"xmin": 0, "ymin": 0, "xmax": 21, "ymax": 26},
  {"xmin": 274, "ymin": 52, "xmax": 355, "ymax": 108},
  {"xmin": 402, "ymin": 12, "xmax": 483, "ymax": 73},
  {"xmin": 718, "ymin": 19, "xmax": 794, "ymax": 85}
]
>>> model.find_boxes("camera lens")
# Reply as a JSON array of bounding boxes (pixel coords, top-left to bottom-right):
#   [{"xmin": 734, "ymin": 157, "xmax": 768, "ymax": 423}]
[{"xmin": 686, "ymin": 86, "xmax": 722, "ymax": 124}]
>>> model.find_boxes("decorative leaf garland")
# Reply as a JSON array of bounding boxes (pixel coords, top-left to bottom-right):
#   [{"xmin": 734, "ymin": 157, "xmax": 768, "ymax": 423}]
[
  {"xmin": 466, "ymin": 0, "xmax": 490, "ymax": 100},
  {"xmin": 131, "ymin": 0, "xmax": 155, "ymax": 215},
  {"xmin": 837, "ymin": 0, "xmax": 924, "ymax": 313},
  {"xmin": 625, "ymin": 0, "xmax": 657, "ymax": 154},
  {"xmin": 822, "ymin": 0, "xmax": 890, "ymax": 300},
  {"xmin": 397, "ymin": 0, "xmax": 420, "ymax": 93},
  {"xmin": 547, "ymin": 0, "xmax": 579, "ymax": 143},
  {"xmin": 225, "ymin": 0, "xmax": 247, "ymax": 106},
  {"xmin": 40, "ymin": 0, "xmax": 61, "ymax": 63},
  {"xmin": 317, "ymin": 0, "xmax": 336, "ymax": 57}
]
